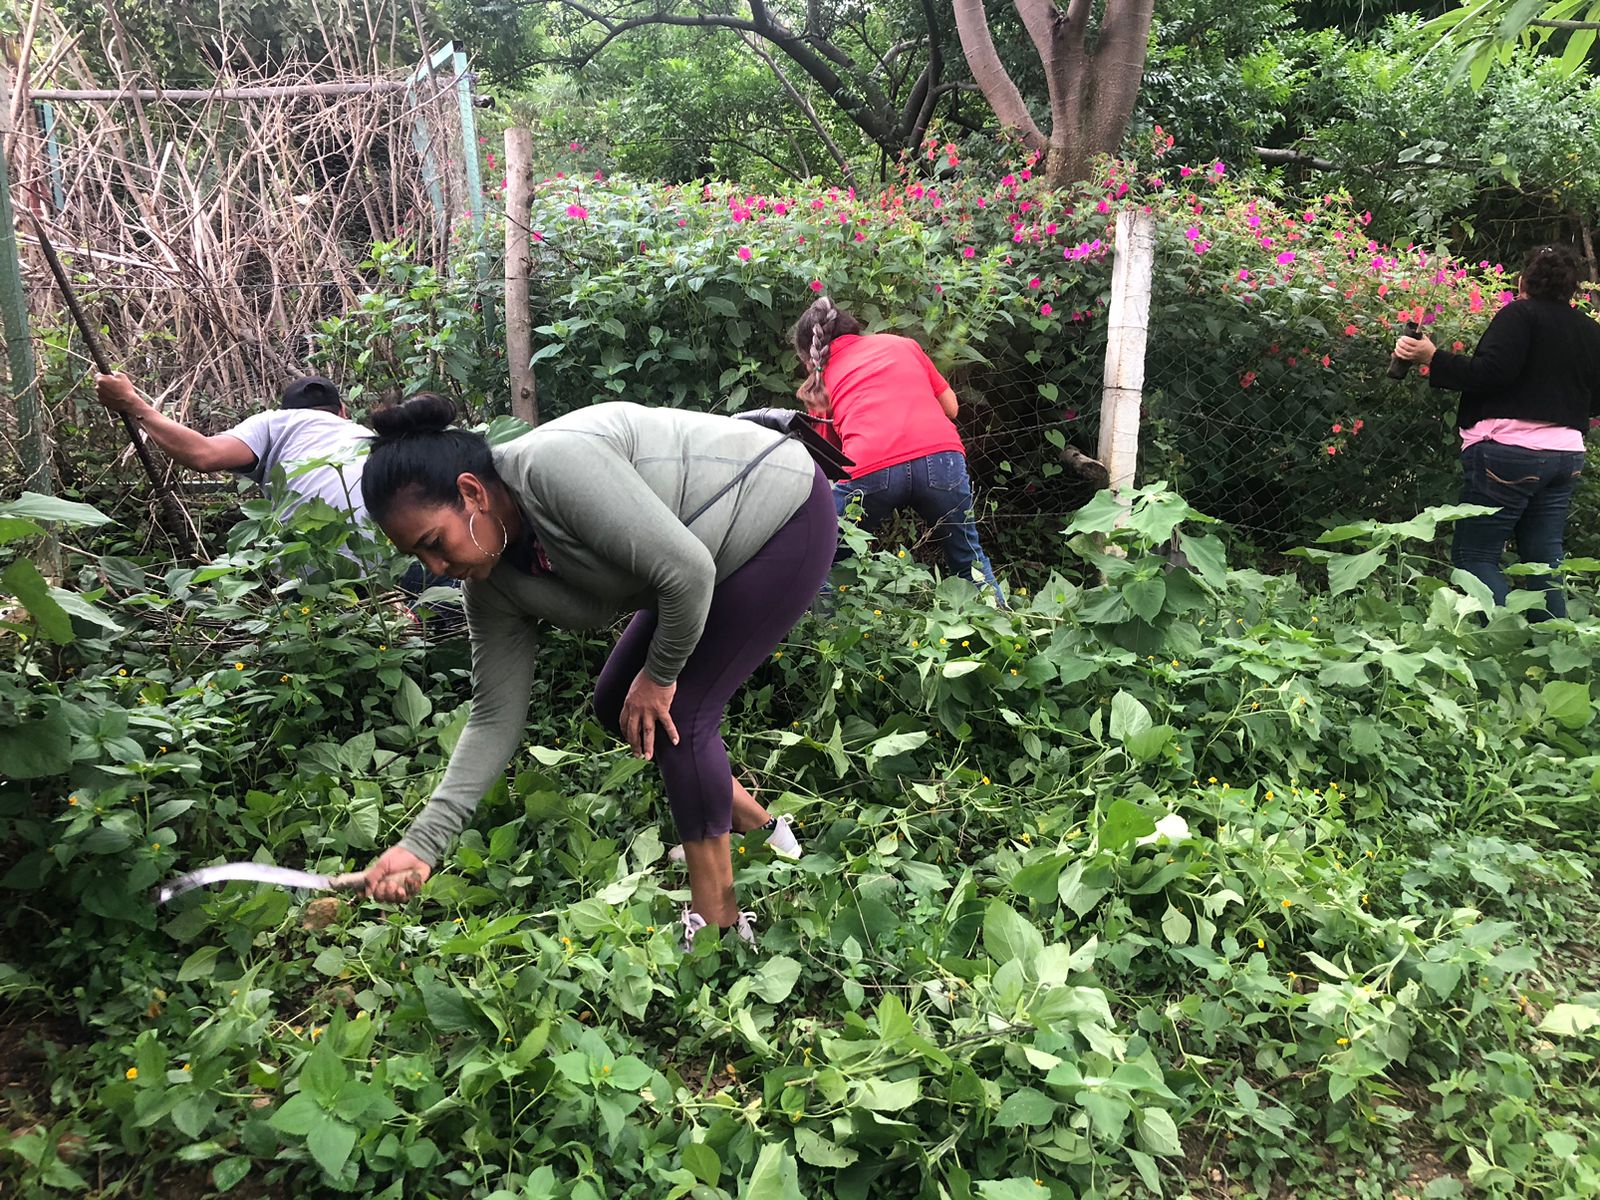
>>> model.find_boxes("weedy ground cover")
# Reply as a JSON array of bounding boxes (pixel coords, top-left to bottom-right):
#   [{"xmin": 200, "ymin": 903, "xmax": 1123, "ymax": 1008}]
[{"xmin": 3, "ymin": 486, "xmax": 1600, "ymax": 1198}]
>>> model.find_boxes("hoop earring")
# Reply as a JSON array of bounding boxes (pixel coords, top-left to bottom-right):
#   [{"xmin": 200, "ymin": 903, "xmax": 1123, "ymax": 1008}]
[{"xmin": 467, "ymin": 509, "xmax": 508, "ymax": 559}]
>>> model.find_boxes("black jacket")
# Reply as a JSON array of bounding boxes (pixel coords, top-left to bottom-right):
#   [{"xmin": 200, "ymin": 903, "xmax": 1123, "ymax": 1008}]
[{"xmin": 1430, "ymin": 297, "xmax": 1600, "ymax": 432}]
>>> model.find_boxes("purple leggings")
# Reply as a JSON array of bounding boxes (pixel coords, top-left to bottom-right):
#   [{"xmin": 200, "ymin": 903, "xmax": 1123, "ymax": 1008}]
[{"xmin": 593, "ymin": 466, "xmax": 836, "ymax": 841}]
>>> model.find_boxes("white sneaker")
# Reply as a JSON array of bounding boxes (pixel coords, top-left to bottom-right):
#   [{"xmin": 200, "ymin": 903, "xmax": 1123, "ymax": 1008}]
[
  {"xmin": 735, "ymin": 911, "xmax": 758, "ymax": 946},
  {"xmin": 766, "ymin": 815, "xmax": 802, "ymax": 860},
  {"xmin": 681, "ymin": 908, "xmax": 708, "ymax": 950},
  {"xmin": 667, "ymin": 816, "xmax": 802, "ymax": 863}
]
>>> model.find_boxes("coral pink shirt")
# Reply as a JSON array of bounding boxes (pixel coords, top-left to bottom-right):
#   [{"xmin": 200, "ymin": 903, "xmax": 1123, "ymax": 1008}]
[
  {"xmin": 822, "ymin": 333, "xmax": 965, "ymax": 478},
  {"xmin": 1460, "ymin": 418, "xmax": 1585, "ymax": 452}
]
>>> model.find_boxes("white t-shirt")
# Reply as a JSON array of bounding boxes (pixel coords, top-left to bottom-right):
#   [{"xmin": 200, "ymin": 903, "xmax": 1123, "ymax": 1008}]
[{"xmin": 227, "ymin": 409, "xmax": 373, "ymax": 522}]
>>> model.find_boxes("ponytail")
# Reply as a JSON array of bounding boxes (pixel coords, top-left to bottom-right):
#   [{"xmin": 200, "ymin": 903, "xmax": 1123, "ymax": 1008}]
[{"xmin": 789, "ymin": 295, "xmax": 863, "ymax": 411}]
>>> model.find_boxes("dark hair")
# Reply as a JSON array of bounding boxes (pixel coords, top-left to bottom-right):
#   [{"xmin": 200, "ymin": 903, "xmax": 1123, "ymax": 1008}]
[
  {"xmin": 789, "ymin": 296, "xmax": 863, "ymax": 409},
  {"xmin": 362, "ymin": 393, "xmax": 502, "ymax": 523},
  {"xmin": 1519, "ymin": 244, "xmax": 1582, "ymax": 302},
  {"xmin": 280, "ymin": 375, "xmax": 342, "ymax": 412}
]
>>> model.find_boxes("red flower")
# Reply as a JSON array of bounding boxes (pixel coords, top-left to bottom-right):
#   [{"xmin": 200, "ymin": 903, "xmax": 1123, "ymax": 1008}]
[
  {"xmin": 1331, "ymin": 423, "xmax": 1343, "ymax": 433},
  {"xmin": 810, "ymin": 280, "xmax": 823, "ymax": 292},
  {"xmin": 1241, "ymin": 371, "xmax": 1257, "ymax": 389},
  {"xmin": 1343, "ymin": 324, "xmax": 1358, "ymax": 337},
  {"xmin": 1327, "ymin": 445, "xmax": 1338, "ymax": 456}
]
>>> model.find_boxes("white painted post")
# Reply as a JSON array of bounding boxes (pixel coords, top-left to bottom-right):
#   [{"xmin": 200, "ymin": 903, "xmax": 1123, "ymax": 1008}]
[{"xmin": 1098, "ymin": 207, "xmax": 1157, "ymax": 497}]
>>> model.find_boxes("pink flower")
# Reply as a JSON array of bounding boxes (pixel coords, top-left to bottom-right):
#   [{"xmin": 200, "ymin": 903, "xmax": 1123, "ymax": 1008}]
[
  {"xmin": 1040, "ymin": 303, "xmax": 1053, "ymax": 316},
  {"xmin": 774, "ymin": 202, "xmax": 788, "ymax": 215},
  {"xmin": 594, "ymin": 171, "xmax": 605, "ymax": 181},
  {"xmin": 1045, "ymin": 223, "xmax": 1057, "ymax": 235},
  {"xmin": 1096, "ymin": 200, "xmax": 1110, "ymax": 215},
  {"xmin": 1184, "ymin": 226, "xmax": 1200, "ymax": 241},
  {"xmin": 1180, "ymin": 166, "xmax": 1193, "ymax": 178},
  {"xmin": 565, "ymin": 204, "xmax": 588, "ymax": 219},
  {"xmin": 1193, "ymin": 240, "xmax": 1211, "ymax": 254},
  {"xmin": 962, "ymin": 246, "xmax": 976, "ymax": 259},
  {"xmin": 1331, "ymin": 423, "xmax": 1343, "ymax": 433},
  {"xmin": 810, "ymin": 280, "xmax": 823, "ymax": 292},
  {"xmin": 1212, "ymin": 161, "xmax": 1226, "ymax": 177},
  {"xmin": 1002, "ymin": 174, "xmax": 1016, "ymax": 187},
  {"xmin": 1275, "ymin": 251, "xmax": 1295, "ymax": 266},
  {"xmin": 1028, "ymin": 276, "xmax": 1042, "ymax": 289},
  {"xmin": 568, "ymin": 141, "xmax": 584, "ymax": 152},
  {"xmin": 1238, "ymin": 269, "xmax": 1250, "ymax": 281},
  {"xmin": 1327, "ymin": 445, "xmax": 1338, "ymax": 456},
  {"xmin": 977, "ymin": 197, "xmax": 987, "ymax": 208},
  {"xmin": 1241, "ymin": 370, "xmax": 1257, "ymax": 388},
  {"xmin": 737, "ymin": 246, "xmax": 752, "ymax": 261},
  {"xmin": 854, "ymin": 232, "xmax": 866, "ymax": 242}
]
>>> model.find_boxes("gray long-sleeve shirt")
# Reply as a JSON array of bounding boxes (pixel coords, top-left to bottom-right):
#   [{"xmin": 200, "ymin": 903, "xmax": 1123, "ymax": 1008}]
[{"xmin": 398, "ymin": 402, "xmax": 817, "ymax": 865}]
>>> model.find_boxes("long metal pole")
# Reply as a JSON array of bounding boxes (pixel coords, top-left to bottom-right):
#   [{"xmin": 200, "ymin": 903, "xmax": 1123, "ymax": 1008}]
[{"xmin": 0, "ymin": 138, "xmax": 52, "ymax": 496}]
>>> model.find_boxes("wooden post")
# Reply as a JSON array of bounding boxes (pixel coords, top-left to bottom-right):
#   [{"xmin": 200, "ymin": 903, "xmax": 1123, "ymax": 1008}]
[
  {"xmin": 503, "ymin": 127, "xmax": 537, "ymax": 426},
  {"xmin": 452, "ymin": 47, "xmax": 495, "ymax": 348},
  {"xmin": 1098, "ymin": 207, "xmax": 1157, "ymax": 496}
]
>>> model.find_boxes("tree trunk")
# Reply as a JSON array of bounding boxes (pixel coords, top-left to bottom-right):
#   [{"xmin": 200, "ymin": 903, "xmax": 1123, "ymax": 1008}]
[{"xmin": 956, "ymin": 0, "xmax": 1155, "ymax": 189}]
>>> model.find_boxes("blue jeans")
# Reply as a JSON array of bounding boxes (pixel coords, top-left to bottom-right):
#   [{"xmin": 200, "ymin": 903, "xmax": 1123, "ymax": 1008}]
[
  {"xmin": 833, "ymin": 451, "xmax": 1004, "ymax": 601},
  {"xmin": 1453, "ymin": 441, "xmax": 1585, "ymax": 618}
]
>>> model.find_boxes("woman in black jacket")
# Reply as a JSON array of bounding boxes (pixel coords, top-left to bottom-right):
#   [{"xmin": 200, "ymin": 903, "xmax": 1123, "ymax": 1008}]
[{"xmin": 1394, "ymin": 245, "xmax": 1600, "ymax": 617}]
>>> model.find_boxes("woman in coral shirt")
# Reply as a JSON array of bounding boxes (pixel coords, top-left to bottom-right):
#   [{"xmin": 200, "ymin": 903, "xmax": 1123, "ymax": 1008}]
[{"xmin": 790, "ymin": 295, "xmax": 1004, "ymax": 600}]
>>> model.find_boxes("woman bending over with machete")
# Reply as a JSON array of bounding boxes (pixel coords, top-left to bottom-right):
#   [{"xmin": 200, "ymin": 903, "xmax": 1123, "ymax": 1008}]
[{"xmin": 358, "ymin": 395, "xmax": 833, "ymax": 948}]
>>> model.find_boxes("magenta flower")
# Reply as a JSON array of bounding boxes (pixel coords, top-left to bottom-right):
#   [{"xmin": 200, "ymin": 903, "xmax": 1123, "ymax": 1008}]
[
  {"xmin": 1212, "ymin": 161, "xmax": 1226, "ymax": 177},
  {"xmin": 1040, "ymin": 303, "xmax": 1053, "ymax": 317},
  {"xmin": 1180, "ymin": 166, "xmax": 1193, "ymax": 178},
  {"xmin": 737, "ymin": 246, "xmax": 752, "ymax": 261},
  {"xmin": 1275, "ymin": 251, "xmax": 1295, "ymax": 265},
  {"xmin": 532, "ymin": 231, "xmax": 544, "ymax": 242},
  {"xmin": 1028, "ymin": 276, "xmax": 1041, "ymax": 289},
  {"xmin": 774, "ymin": 202, "xmax": 788, "ymax": 215},
  {"xmin": 1096, "ymin": 200, "xmax": 1110, "ymax": 215},
  {"xmin": 568, "ymin": 141, "xmax": 584, "ymax": 152},
  {"xmin": 1002, "ymin": 174, "xmax": 1016, "ymax": 187},
  {"xmin": 810, "ymin": 279, "xmax": 823, "ymax": 292},
  {"xmin": 566, "ymin": 204, "xmax": 588, "ymax": 219},
  {"xmin": 962, "ymin": 246, "xmax": 976, "ymax": 259}
]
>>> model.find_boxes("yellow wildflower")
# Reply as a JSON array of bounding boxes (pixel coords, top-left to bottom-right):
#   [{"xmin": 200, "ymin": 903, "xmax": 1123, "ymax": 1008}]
[
  {"xmin": 1337, "ymin": 1037, "xmax": 1349, "ymax": 1046},
  {"xmin": 118, "ymin": 669, "xmax": 128, "ymax": 677},
  {"xmin": 126, "ymin": 1067, "xmax": 138, "ymax": 1080},
  {"xmin": 1281, "ymin": 899, "xmax": 1292, "ymax": 908},
  {"xmin": 234, "ymin": 662, "xmax": 244, "ymax": 670}
]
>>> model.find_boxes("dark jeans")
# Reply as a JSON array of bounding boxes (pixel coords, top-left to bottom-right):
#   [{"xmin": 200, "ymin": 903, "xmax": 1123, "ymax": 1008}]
[
  {"xmin": 832, "ymin": 451, "xmax": 1004, "ymax": 602},
  {"xmin": 593, "ymin": 467, "xmax": 837, "ymax": 841},
  {"xmin": 1453, "ymin": 441, "xmax": 1585, "ymax": 618}
]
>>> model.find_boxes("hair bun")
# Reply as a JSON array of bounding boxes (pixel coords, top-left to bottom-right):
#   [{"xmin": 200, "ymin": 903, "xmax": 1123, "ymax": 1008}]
[{"xmin": 370, "ymin": 392, "xmax": 457, "ymax": 438}]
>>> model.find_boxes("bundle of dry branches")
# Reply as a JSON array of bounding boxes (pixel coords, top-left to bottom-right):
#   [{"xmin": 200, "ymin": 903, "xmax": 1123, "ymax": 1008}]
[{"xmin": 2, "ymin": 0, "xmax": 473, "ymax": 452}]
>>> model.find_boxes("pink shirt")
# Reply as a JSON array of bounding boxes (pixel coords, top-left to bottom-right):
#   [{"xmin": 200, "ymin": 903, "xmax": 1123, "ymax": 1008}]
[{"xmin": 1460, "ymin": 418, "xmax": 1585, "ymax": 452}]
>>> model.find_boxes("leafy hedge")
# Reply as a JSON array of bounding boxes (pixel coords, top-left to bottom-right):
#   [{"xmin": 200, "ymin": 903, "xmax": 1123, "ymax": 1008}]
[{"xmin": 311, "ymin": 135, "xmax": 1593, "ymax": 564}]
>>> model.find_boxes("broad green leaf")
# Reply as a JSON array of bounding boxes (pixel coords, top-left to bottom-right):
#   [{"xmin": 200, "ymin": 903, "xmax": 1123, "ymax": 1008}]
[
  {"xmin": 0, "ymin": 491, "xmax": 111, "ymax": 525},
  {"xmin": 0, "ymin": 516, "xmax": 45, "ymax": 545},
  {"xmin": 751, "ymin": 955, "xmax": 803, "ymax": 1003},
  {"xmin": 395, "ymin": 676, "xmax": 432, "ymax": 728},
  {"xmin": 212, "ymin": 1158, "xmax": 251, "ymax": 1192},
  {"xmin": 2, "ymin": 559, "xmax": 74, "ymax": 643},
  {"xmin": 793, "ymin": 1126, "xmax": 858, "ymax": 1168},
  {"xmin": 1098, "ymin": 798, "xmax": 1157, "ymax": 851},
  {"xmin": 1177, "ymin": 530, "xmax": 1228, "ymax": 588},
  {"xmin": 1109, "ymin": 690, "xmax": 1154, "ymax": 741},
  {"xmin": 866, "ymin": 730, "xmax": 929, "ymax": 760},
  {"xmin": 306, "ymin": 1117, "xmax": 356, "ymax": 1177},
  {"xmin": 1538, "ymin": 1003, "xmax": 1600, "ymax": 1037},
  {"xmin": 1135, "ymin": 1106, "xmax": 1183, "ymax": 1156},
  {"xmin": 852, "ymin": 1075, "xmax": 920, "ymax": 1112},
  {"xmin": 976, "ymin": 1180, "xmax": 1056, "ymax": 1199},
  {"xmin": 1541, "ymin": 681, "xmax": 1592, "ymax": 730},
  {"xmin": 301, "ymin": 1042, "xmax": 347, "ymax": 1107},
  {"xmin": 177, "ymin": 946, "xmax": 221, "ymax": 982},
  {"xmin": 267, "ymin": 1093, "xmax": 323, "ymax": 1136},
  {"xmin": 740, "ymin": 1141, "xmax": 802, "ymax": 1200},
  {"xmin": 1160, "ymin": 904, "xmax": 1192, "ymax": 945},
  {"xmin": 0, "ymin": 708, "xmax": 73, "ymax": 779},
  {"xmin": 682, "ymin": 1142, "xmax": 721, "ymax": 1185},
  {"xmin": 1124, "ymin": 724, "xmax": 1176, "ymax": 763},
  {"xmin": 1123, "ymin": 576, "xmax": 1166, "ymax": 622},
  {"xmin": 1326, "ymin": 548, "xmax": 1383, "ymax": 597},
  {"xmin": 983, "ymin": 898, "xmax": 1044, "ymax": 967},
  {"xmin": 995, "ymin": 1086, "xmax": 1056, "ymax": 1128},
  {"xmin": 941, "ymin": 660, "xmax": 983, "ymax": 678}
]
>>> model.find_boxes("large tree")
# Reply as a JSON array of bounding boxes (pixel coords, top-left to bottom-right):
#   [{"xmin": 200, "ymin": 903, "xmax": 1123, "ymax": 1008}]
[{"xmin": 953, "ymin": 0, "xmax": 1155, "ymax": 186}]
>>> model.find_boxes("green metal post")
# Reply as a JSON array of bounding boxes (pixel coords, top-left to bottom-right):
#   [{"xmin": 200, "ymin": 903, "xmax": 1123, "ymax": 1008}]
[
  {"xmin": 0, "ymin": 138, "xmax": 55, "ymax": 498},
  {"xmin": 453, "ymin": 47, "xmax": 496, "ymax": 348},
  {"xmin": 37, "ymin": 102, "xmax": 66, "ymax": 213}
]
